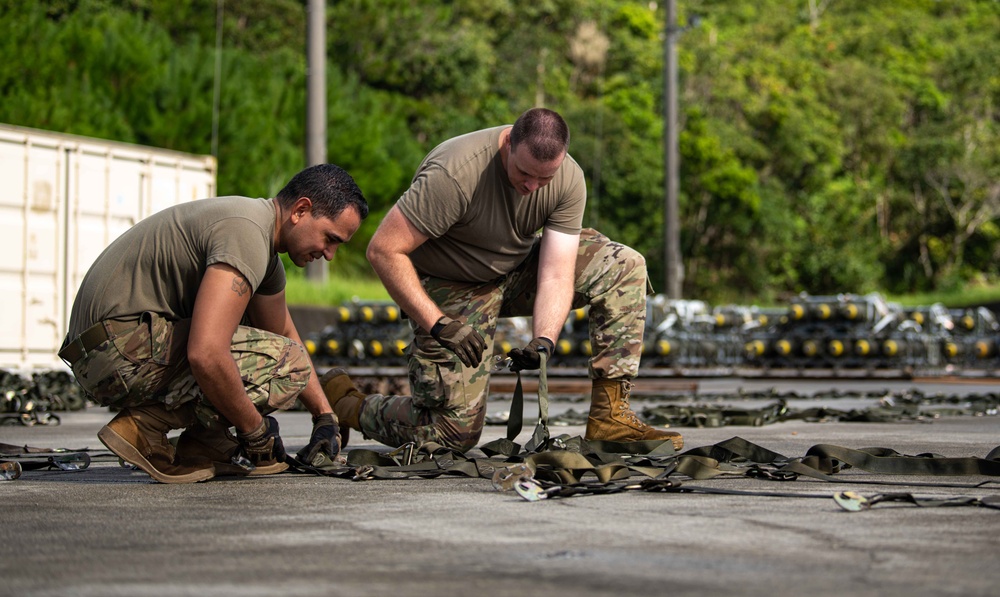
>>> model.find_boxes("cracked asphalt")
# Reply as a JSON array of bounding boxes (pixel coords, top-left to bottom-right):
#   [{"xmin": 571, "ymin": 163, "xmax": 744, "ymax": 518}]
[{"xmin": 1, "ymin": 377, "xmax": 998, "ymax": 597}]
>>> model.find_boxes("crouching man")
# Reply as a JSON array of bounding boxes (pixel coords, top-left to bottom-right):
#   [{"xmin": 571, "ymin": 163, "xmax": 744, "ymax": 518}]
[
  {"xmin": 322, "ymin": 108, "xmax": 682, "ymax": 453},
  {"xmin": 59, "ymin": 164, "xmax": 367, "ymax": 483}
]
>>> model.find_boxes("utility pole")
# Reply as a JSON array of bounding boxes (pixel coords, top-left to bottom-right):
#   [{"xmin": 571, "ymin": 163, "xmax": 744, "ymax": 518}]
[
  {"xmin": 305, "ymin": 0, "xmax": 327, "ymax": 282},
  {"xmin": 663, "ymin": 0, "xmax": 683, "ymax": 299}
]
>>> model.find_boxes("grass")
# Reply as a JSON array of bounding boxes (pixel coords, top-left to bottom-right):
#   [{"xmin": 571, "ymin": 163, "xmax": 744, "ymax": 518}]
[
  {"xmin": 284, "ymin": 273, "xmax": 390, "ymax": 306},
  {"xmin": 885, "ymin": 284, "xmax": 1000, "ymax": 308},
  {"xmin": 285, "ymin": 273, "xmax": 1000, "ymax": 310}
]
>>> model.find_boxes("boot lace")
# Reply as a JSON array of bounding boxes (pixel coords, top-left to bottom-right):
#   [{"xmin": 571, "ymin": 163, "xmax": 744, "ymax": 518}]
[{"xmin": 617, "ymin": 380, "xmax": 649, "ymax": 428}]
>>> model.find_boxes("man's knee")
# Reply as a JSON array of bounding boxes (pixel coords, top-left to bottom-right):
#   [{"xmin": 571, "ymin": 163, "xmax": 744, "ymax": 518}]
[
  {"xmin": 577, "ymin": 231, "xmax": 647, "ymax": 286},
  {"xmin": 287, "ymin": 340, "xmax": 313, "ymax": 378},
  {"xmin": 246, "ymin": 339, "xmax": 312, "ymax": 411},
  {"xmin": 433, "ymin": 418, "xmax": 484, "ymax": 453},
  {"xmin": 611, "ymin": 244, "xmax": 647, "ymax": 280}
]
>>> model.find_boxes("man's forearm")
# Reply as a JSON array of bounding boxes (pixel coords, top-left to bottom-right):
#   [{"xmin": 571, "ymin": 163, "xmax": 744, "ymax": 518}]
[
  {"xmin": 532, "ymin": 275, "xmax": 574, "ymax": 342},
  {"xmin": 277, "ymin": 312, "xmax": 333, "ymax": 418},
  {"xmin": 371, "ymin": 253, "xmax": 443, "ymax": 331},
  {"xmin": 189, "ymin": 353, "xmax": 263, "ymax": 434},
  {"xmin": 297, "ymin": 376, "xmax": 333, "ymax": 418}
]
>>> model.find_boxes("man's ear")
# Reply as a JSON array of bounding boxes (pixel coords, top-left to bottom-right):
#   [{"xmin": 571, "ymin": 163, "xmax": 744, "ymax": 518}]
[{"xmin": 291, "ymin": 197, "xmax": 313, "ymax": 222}]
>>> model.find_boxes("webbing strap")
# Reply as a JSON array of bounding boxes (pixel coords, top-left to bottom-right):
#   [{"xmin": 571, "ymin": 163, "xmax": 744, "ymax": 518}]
[
  {"xmin": 523, "ymin": 450, "xmax": 632, "ymax": 484},
  {"xmin": 804, "ymin": 444, "xmax": 1000, "ymax": 476},
  {"xmin": 513, "ymin": 478, "xmax": 1000, "ymax": 511},
  {"xmin": 279, "ymin": 358, "xmax": 1000, "ymax": 512},
  {"xmin": 482, "ymin": 353, "xmax": 551, "ymax": 457},
  {"xmin": 289, "ymin": 425, "xmax": 1000, "ymax": 486},
  {"xmin": 834, "ymin": 491, "xmax": 1000, "ymax": 511},
  {"xmin": 503, "ymin": 353, "xmax": 550, "ymax": 449},
  {"xmin": 505, "ymin": 373, "xmax": 523, "ymax": 441},
  {"xmin": 682, "ymin": 436, "xmax": 791, "ymax": 465}
]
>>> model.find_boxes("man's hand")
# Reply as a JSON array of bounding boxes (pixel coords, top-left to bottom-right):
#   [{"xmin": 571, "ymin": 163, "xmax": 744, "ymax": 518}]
[
  {"xmin": 296, "ymin": 413, "xmax": 340, "ymax": 466},
  {"xmin": 508, "ymin": 337, "xmax": 555, "ymax": 372},
  {"xmin": 430, "ymin": 316, "xmax": 486, "ymax": 367},
  {"xmin": 236, "ymin": 415, "xmax": 287, "ymax": 466}
]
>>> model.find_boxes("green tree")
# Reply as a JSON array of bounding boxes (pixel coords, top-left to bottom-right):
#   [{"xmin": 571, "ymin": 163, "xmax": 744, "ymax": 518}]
[{"xmin": 4, "ymin": 0, "xmax": 1000, "ymax": 302}]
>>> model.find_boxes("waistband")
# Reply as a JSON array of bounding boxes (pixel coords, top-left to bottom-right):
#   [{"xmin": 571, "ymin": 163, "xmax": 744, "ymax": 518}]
[
  {"xmin": 58, "ymin": 323, "xmax": 110, "ymax": 367},
  {"xmin": 58, "ymin": 317, "xmax": 142, "ymax": 367}
]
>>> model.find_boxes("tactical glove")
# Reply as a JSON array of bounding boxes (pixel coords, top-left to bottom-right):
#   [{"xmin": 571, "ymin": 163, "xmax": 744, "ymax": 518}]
[
  {"xmin": 508, "ymin": 336, "xmax": 555, "ymax": 372},
  {"xmin": 236, "ymin": 415, "xmax": 287, "ymax": 467},
  {"xmin": 295, "ymin": 412, "xmax": 340, "ymax": 466},
  {"xmin": 430, "ymin": 316, "xmax": 486, "ymax": 368}
]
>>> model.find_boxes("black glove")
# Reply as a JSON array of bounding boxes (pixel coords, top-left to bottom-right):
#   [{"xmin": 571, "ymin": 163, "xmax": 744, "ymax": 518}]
[
  {"xmin": 508, "ymin": 337, "xmax": 555, "ymax": 372},
  {"xmin": 430, "ymin": 315, "xmax": 486, "ymax": 367},
  {"xmin": 296, "ymin": 413, "xmax": 340, "ymax": 466},
  {"xmin": 236, "ymin": 415, "xmax": 287, "ymax": 467}
]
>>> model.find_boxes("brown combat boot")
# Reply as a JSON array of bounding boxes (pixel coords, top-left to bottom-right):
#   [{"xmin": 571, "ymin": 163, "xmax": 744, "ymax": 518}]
[
  {"xmin": 174, "ymin": 423, "xmax": 286, "ymax": 476},
  {"xmin": 319, "ymin": 368, "xmax": 367, "ymax": 447},
  {"xmin": 97, "ymin": 404, "xmax": 215, "ymax": 484},
  {"xmin": 585, "ymin": 379, "xmax": 684, "ymax": 451}
]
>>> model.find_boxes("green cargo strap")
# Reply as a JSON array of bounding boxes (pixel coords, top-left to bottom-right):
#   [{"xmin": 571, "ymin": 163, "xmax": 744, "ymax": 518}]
[
  {"xmin": 279, "ymin": 360, "xmax": 1000, "ymax": 515},
  {"xmin": 288, "ymin": 441, "xmax": 491, "ymax": 480},
  {"xmin": 804, "ymin": 444, "xmax": 1000, "ymax": 476},
  {"xmin": 643, "ymin": 401, "xmax": 789, "ymax": 428},
  {"xmin": 481, "ymin": 352, "xmax": 551, "ymax": 457},
  {"xmin": 833, "ymin": 491, "xmax": 1000, "ymax": 511},
  {"xmin": 672, "ymin": 437, "xmax": 1000, "ymax": 482},
  {"xmin": 512, "ymin": 478, "xmax": 1000, "ymax": 511}
]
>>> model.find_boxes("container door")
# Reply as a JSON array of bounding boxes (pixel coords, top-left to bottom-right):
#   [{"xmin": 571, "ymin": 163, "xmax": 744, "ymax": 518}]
[{"xmin": 0, "ymin": 132, "xmax": 65, "ymax": 369}]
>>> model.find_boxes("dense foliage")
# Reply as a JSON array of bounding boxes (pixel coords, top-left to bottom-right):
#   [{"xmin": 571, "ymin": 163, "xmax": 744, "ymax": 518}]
[{"xmin": 2, "ymin": 0, "xmax": 998, "ymax": 302}]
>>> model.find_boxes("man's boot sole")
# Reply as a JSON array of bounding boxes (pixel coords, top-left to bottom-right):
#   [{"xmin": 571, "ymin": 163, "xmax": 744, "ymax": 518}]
[
  {"xmin": 98, "ymin": 425, "xmax": 215, "ymax": 484},
  {"xmin": 585, "ymin": 419, "xmax": 685, "ymax": 451},
  {"xmin": 585, "ymin": 432, "xmax": 684, "ymax": 452},
  {"xmin": 249, "ymin": 461, "xmax": 289, "ymax": 476},
  {"xmin": 196, "ymin": 460, "xmax": 287, "ymax": 476}
]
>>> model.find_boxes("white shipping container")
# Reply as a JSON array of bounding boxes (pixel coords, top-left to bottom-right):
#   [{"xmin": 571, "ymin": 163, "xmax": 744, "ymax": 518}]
[{"xmin": 0, "ymin": 123, "xmax": 216, "ymax": 370}]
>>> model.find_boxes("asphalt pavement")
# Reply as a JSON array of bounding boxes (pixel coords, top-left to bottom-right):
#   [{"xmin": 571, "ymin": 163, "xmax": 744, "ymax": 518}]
[{"xmin": 1, "ymin": 377, "xmax": 999, "ymax": 597}]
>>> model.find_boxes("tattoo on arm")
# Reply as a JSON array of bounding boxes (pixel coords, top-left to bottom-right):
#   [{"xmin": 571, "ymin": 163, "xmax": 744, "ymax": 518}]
[{"xmin": 231, "ymin": 275, "xmax": 250, "ymax": 297}]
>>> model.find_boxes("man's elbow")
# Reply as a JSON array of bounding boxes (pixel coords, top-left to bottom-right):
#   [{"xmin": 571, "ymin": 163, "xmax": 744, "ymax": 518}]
[
  {"xmin": 186, "ymin": 339, "xmax": 221, "ymax": 377},
  {"xmin": 366, "ymin": 240, "xmax": 387, "ymax": 274}
]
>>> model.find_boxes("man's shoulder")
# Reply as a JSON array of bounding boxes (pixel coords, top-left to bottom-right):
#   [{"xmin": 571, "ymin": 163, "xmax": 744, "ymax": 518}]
[
  {"xmin": 186, "ymin": 195, "xmax": 262, "ymax": 210},
  {"xmin": 173, "ymin": 196, "xmax": 273, "ymax": 223},
  {"xmin": 542, "ymin": 152, "xmax": 585, "ymax": 202},
  {"xmin": 424, "ymin": 126, "xmax": 506, "ymax": 172},
  {"xmin": 560, "ymin": 152, "xmax": 585, "ymax": 182}
]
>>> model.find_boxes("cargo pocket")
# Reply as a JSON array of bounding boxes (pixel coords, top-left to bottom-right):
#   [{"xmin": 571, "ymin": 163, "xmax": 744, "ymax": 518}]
[
  {"xmin": 79, "ymin": 368, "xmax": 130, "ymax": 407},
  {"xmin": 231, "ymin": 327, "xmax": 310, "ymax": 411},
  {"xmin": 266, "ymin": 372, "xmax": 309, "ymax": 411},
  {"xmin": 149, "ymin": 314, "xmax": 190, "ymax": 366},
  {"xmin": 110, "ymin": 316, "xmax": 152, "ymax": 366}
]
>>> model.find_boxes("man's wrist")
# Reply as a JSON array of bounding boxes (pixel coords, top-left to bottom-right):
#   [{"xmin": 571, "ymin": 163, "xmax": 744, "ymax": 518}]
[
  {"xmin": 312, "ymin": 412, "xmax": 336, "ymax": 426},
  {"xmin": 430, "ymin": 316, "xmax": 449, "ymax": 338},
  {"xmin": 238, "ymin": 416, "xmax": 268, "ymax": 440},
  {"xmin": 234, "ymin": 413, "xmax": 265, "ymax": 436}
]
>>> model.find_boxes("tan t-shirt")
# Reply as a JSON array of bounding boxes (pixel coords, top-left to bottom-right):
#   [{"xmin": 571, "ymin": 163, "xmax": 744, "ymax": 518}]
[
  {"xmin": 397, "ymin": 125, "xmax": 586, "ymax": 282},
  {"xmin": 63, "ymin": 196, "xmax": 285, "ymax": 342}
]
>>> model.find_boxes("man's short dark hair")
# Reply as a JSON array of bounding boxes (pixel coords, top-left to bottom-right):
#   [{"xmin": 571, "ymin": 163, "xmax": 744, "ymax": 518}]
[
  {"xmin": 276, "ymin": 163, "xmax": 369, "ymax": 221},
  {"xmin": 509, "ymin": 108, "xmax": 570, "ymax": 162}
]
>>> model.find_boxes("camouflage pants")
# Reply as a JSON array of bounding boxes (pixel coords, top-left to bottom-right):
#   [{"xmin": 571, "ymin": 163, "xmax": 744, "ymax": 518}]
[
  {"xmin": 67, "ymin": 312, "xmax": 311, "ymax": 427},
  {"xmin": 360, "ymin": 228, "xmax": 649, "ymax": 452}
]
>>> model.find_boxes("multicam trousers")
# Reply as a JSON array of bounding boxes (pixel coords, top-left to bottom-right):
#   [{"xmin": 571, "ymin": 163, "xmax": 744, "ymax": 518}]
[
  {"xmin": 66, "ymin": 312, "xmax": 311, "ymax": 427},
  {"xmin": 359, "ymin": 228, "xmax": 649, "ymax": 452}
]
